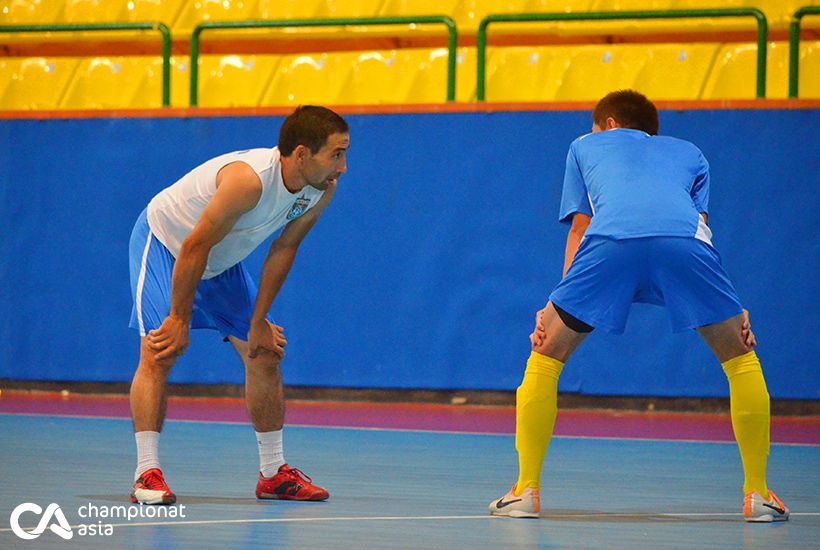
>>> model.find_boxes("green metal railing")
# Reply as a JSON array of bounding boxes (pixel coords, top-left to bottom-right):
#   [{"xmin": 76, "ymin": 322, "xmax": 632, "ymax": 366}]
[
  {"xmin": 0, "ymin": 22, "xmax": 172, "ymax": 106},
  {"xmin": 190, "ymin": 16, "xmax": 458, "ymax": 107},
  {"xmin": 788, "ymin": 6, "xmax": 820, "ymax": 98},
  {"xmin": 476, "ymin": 9, "xmax": 769, "ymax": 101}
]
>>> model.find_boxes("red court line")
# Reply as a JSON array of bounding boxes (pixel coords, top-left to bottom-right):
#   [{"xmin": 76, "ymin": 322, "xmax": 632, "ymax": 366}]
[
  {"xmin": 2, "ymin": 99, "xmax": 819, "ymax": 120},
  {"xmin": 0, "ymin": 391, "xmax": 817, "ymax": 444}
]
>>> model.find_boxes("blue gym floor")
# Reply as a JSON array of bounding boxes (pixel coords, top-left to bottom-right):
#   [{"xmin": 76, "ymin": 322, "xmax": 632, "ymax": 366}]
[{"xmin": 1, "ymin": 414, "xmax": 817, "ymax": 549}]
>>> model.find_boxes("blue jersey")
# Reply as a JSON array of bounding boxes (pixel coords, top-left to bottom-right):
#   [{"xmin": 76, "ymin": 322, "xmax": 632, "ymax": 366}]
[{"xmin": 559, "ymin": 128, "xmax": 711, "ymax": 240}]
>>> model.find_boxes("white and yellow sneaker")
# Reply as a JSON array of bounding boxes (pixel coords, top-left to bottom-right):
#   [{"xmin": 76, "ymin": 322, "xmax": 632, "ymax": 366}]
[
  {"xmin": 744, "ymin": 490, "xmax": 789, "ymax": 522},
  {"xmin": 489, "ymin": 485, "xmax": 540, "ymax": 518}
]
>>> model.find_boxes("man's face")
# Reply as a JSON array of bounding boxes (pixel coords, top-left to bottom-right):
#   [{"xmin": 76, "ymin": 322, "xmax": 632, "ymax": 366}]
[{"xmin": 300, "ymin": 132, "xmax": 350, "ymax": 191}]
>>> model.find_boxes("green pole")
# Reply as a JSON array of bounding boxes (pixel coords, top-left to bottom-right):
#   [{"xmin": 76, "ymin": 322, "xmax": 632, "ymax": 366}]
[
  {"xmin": 476, "ymin": 9, "xmax": 768, "ymax": 101},
  {"xmin": 789, "ymin": 6, "xmax": 820, "ymax": 98},
  {"xmin": 190, "ymin": 26, "xmax": 202, "ymax": 107},
  {"xmin": 157, "ymin": 22, "xmax": 172, "ymax": 107},
  {"xmin": 477, "ymin": 18, "xmax": 489, "ymax": 103},
  {"xmin": 444, "ymin": 18, "xmax": 457, "ymax": 102},
  {"xmin": 0, "ymin": 22, "xmax": 172, "ymax": 107},
  {"xmin": 753, "ymin": 10, "xmax": 767, "ymax": 98},
  {"xmin": 189, "ymin": 16, "xmax": 458, "ymax": 107}
]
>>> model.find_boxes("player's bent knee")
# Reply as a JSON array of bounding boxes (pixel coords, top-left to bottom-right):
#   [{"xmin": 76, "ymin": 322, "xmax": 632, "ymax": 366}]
[
  {"xmin": 248, "ymin": 353, "xmax": 282, "ymax": 373},
  {"xmin": 553, "ymin": 304, "xmax": 594, "ymax": 334},
  {"xmin": 137, "ymin": 357, "xmax": 175, "ymax": 380}
]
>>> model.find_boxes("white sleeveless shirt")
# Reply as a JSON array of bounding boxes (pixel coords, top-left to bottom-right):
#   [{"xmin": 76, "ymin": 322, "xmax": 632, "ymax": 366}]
[{"xmin": 147, "ymin": 147, "xmax": 324, "ymax": 279}]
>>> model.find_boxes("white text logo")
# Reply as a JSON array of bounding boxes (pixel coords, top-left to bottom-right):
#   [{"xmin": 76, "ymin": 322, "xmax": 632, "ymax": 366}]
[{"xmin": 10, "ymin": 503, "xmax": 73, "ymax": 540}]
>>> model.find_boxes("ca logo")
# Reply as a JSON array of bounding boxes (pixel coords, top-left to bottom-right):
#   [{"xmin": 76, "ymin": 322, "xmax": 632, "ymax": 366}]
[{"xmin": 10, "ymin": 503, "xmax": 73, "ymax": 540}]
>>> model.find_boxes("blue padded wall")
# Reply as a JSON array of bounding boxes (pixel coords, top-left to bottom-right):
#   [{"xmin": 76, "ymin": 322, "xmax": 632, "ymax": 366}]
[{"xmin": 0, "ymin": 108, "xmax": 817, "ymax": 398}]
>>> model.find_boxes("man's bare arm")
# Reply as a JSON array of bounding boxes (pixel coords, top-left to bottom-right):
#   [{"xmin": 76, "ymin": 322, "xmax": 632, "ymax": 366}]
[
  {"xmin": 530, "ymin": 212, "xmax": 592, "ymax": 346},
  {"xmin": 563, "ymin": 212, "xmax": 591, "ymax": 276},
  {"xmin": 148, "ymin": 162, "xmax": 262, "ymax": 360},
  {"xmin": 246, "ymin": 184, "xmax": 336, "ymax": 358}
]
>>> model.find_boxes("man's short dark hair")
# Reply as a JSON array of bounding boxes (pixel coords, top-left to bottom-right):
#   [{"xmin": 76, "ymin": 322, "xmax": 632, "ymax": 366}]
[
  {"xmin": 278, "ymin": 105, "xmax": 349, "ymax": 156},
  {"xmin": 593, "ymin": 90, "xmax": 659, "ymax": 135}
]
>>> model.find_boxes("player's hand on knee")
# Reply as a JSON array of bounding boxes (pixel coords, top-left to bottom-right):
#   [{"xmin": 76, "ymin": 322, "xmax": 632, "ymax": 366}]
[
  {"xmin": 269, "ymin": 322, "xmax": 288, "ymax": 352},
  {"xmin": 148, "ymin": 316, "xmax": 189, "ymax": 361},
  {"xmin": 530, "ymin": 308, "xmax": 548, "ymax": 346},
  {"xmin": 247, "ymin": 320, "xmax": 287, "ymax": 360},
  {"xmin": 741, "ymin": 309, "xmax": 756, "ymax": 348}
]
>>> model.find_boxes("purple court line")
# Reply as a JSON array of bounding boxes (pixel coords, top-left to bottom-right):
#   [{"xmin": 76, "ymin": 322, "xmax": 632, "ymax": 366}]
[{"xmin": 1, "ymin": 391, "xmax": 818, "ymax": 444}]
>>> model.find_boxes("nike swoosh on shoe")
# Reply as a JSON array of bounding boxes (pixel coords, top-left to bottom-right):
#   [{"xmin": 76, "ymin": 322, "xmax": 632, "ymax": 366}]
[
  {"xmin": 496, "ymin": 498, "xmax": 523, "ymax": 509},
  {"xmin": 762, "ymin": 502, "xmax": 785, "ymax": 515}
]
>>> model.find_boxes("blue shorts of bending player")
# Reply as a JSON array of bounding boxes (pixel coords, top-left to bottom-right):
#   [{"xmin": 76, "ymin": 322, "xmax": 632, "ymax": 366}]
[
  {"xmin": 128, "ymin": 208, "xmax": 270, "ymax": 340},
  {"xmin": 549, "ymin": 236, "xmax": 743, "ymax": 335}
]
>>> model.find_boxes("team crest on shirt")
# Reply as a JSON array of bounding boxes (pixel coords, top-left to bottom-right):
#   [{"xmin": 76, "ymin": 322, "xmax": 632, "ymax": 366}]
[{"xmin": 287, "ymin": 195, "xmax": 311, "ymax": 220}]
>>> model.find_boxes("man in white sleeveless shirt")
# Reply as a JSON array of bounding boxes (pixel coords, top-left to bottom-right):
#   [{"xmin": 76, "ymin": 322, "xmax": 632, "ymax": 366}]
[{"xmin": 127, "ymin": 106, "xmax": 349, "ymax": 504}]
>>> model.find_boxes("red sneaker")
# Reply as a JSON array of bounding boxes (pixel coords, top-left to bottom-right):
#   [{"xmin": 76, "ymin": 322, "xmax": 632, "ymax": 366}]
[
  {"xmin": 130, "ymin": 468, "xmax": 176, "ymax": 505},
  {"xmin": 256, "ymin": 464, "xmax": 329, "ymax": 501}
]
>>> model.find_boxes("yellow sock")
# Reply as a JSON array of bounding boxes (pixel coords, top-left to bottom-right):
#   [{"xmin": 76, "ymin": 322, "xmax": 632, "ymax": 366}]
[
  {"xmin": 514, "ymin": 351, "xmax": 564, "ymax": 494},
  {"xmin": 722, "ymin": 351, "xmax": 770, "ymax": 498}
]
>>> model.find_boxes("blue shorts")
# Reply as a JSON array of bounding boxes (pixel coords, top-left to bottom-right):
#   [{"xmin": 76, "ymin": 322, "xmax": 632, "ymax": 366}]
[
  {"xmin": 128, "ymin": 209, "xmax": 269, "ymax": 340},
  {"xmin": 549, "ymin": 236, "xmax": 743, "ymax": 335}
]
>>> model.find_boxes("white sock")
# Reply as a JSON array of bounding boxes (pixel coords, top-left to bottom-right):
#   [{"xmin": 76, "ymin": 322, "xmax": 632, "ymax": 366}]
[
  {"xmin": 256, "ymin": 430, "xmax": 285, "ymax": 478},
  {"xmin": 134, "ymin": 431, "xmax": 161, "ymax": 482}
]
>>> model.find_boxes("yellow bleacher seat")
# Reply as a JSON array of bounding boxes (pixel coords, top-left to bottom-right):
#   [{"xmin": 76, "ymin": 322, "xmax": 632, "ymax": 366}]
[
  {"xmin": 764, "ymin": 0, "xmax": 820, "ymax": 30},
  {"xmin": 254, "ymin": 1, "xmax": 336, "ymax": 40},
  {"xmin": 118, "ymin": 0, "xmax": 186, "ymax": 25},
  {"xmin": 703, "ymin": 41, "xmax": 820, "ymax": 99},
  {"xmin": 173, "ymin": 0, "xmax": 257, "ymax": 39},
  {"xmin": 379, "ymin": 0, "xmax": 462, "ymax": 18},
  {"xmin": 794, "ymin": 41, "xmax": 820, "ymax": 98},
  {"xmin": 340, "ymin": 50, "xmax": 417, "ymax": 104},
  {"xmin": 484, "ymin": 46, "xmax": 571, "ymax": 102},
  {"xmin": 454, "ymin": 0, "xmax": 597, "ymax": 35},
  {"xmin": 454, "ymin": 47, "xmax": 477, "ymax": 102},
  {"xmin": 121, "ymin": 55, "xmax": 190, "ymax": 108},
  {"xmin": 196, "ymin": 54, "xmax": 280, "ymax": 107},
  {"xmin": 61, "ymin": 0, "xmax": 123, "ymax": 22},
  {"xmin": 553, "ymin": 45, "xmax": 650, "ymax": 101},
  {"xmin": 701, "ymin": 41, "xmax": 778, "ymax": 99},
  {"xmin": 0, "ymin": 0, "xmax": 183, "ymax": 25},
  {"xmin": 452, "ymin": 0, "xmax": 534, "ymax": 31},
  {"xmin": 1, "ymin": 1, "xmax": 182, "ymax": 45},
  {"xmin": 670, "ymin": 0, "xmax": 820, "ymax": 31},
  {"xmin": 60, "ymin": 56, "xmax": 161, "ymax": 109},
  {"xmin": 0, "ymin": 0, "xmax": 62, "ymax": 24},
  {"xmin": 484, "ymin": 44, "xmax": 652, "ymax": 101},
  {"xmin": 261, "ymin": 47, "xmax": 472, "ymax": 106},
  {"xmin": 403, "ymin": 46, "xmax": 476, "ymax": 102},
  {"xmin": 261, "ymin": 52, "xmax": 350, "ymax": 106},
  {"xmin": 167, "ymin": 56, "xmax": 192, "ymax": 107},
  {"xmin": 0, "ymin": 57, "xmax": 15, "ymax": 100},
  {"xmin": 320, "ymin": 0, "xmax": 391, "ymax": 37},
  {"xmin": 377, "ymin": 0, "xmax": 463, "ymax": 38},
  {"xmin": 60, "ymin": 54, "xmax": 271, "ymax": 109},
  {"xmin": 379, "ymin": 0, "xmax": 591, "ymax": 37},
  {"xmin": 336, "ymin": 47, "xmax": 478, "ymax": 104},
  {"xmin": 633, "ymin": 43, "xmax": 720, "ymax": 100},
  {"xmin": 256, "ymin": 0, "xmax": 322, "ymax": 19},
  {"xmin": 321, "ymin": 0, "xmax": 385, "ymax": 18},
  {"xmin": 184, "ymin": 0, "xmax": 385, "ymax": 42},
  {"xmin": 0, "ymin": 57, "xmax": 78, "ymax": 109},
  {"xmin": 256, "ymin": 0, "xmax": 410, "ymax": 40},
  {"xmin": 560, "ymin": 0, "xmax": 758, "ymax": 37}
]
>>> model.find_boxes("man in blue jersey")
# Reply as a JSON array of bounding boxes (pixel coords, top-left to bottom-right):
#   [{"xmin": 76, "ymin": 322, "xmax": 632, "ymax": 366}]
[
  {"xmin": 489, "ymin": 90, "xmax": 788, "ymax": 522},
  {"xmin": 128, "ymin": 106, "xmax": 348, "ymax": 505}
]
